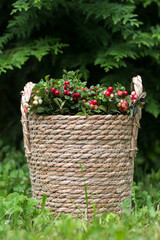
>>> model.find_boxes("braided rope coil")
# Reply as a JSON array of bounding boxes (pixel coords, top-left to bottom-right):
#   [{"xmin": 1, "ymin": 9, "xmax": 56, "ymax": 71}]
[{"xmin": 20, "ymin": 76, "xmax": 143, "ymax": 217}]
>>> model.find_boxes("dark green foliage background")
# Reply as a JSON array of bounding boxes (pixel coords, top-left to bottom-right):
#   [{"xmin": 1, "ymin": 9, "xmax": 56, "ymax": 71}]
[{"xmin": 0, "ymin": 0, "xmax": 160, "ymax": 173}]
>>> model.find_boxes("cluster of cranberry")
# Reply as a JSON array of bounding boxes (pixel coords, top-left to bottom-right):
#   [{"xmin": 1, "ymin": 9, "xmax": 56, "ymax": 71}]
[
  {"xmin": 24, "ymin": 70, "xmax": 144, "ymax": 115},
  {"xmin": 50, "ymin": 81, "xmax": 73, "ymax": 96},
  {"xmin": 102, "ymin": 86, "xmax": 129, "ymax": 112},
  {"xmin": 51, "ymin": 81, "xmax": 82, "ymax": 101},
  {"xmin": 50, "ymin": 81, "xmax": 99, "ymax": 105},
  {"xmin": 116, "ymin": 100, "xmax": 128, "ymax": 112},
  {"xmin": 51, "ymin": 87, "xmax": 60, "ymax": 96},
  {"xmin": 103, "ymin": 87, "xmax": 128, "ymax": 98},
  {"xmin": 89, "ymin": 99, "xmax": 98, "ymax": 109},
  {"xmin": 130, "ymin": 91, "xmax": 138, "ymax": 104},
  {"xmin": 103, "ymin": 87, "xmax": 114, "ymax": 97}
]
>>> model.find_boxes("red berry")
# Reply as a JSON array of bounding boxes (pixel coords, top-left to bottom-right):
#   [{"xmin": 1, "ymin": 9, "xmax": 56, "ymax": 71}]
[
  {"xmin": 24, "ymin": 108, "xmax": 28, "ymax": 113},
  {"xmin": 67, "ymin": 91, "xmax": 71, "ymax": 96},
  {"xmin": 81, "ymin": 87, "xmax": 88, "ymax": 91},
  {"xmin": 121, "ymin": 102, "xmax": 126, "ymax": 108},
  {"xmin": 130, "ymin": 95, "xmax": 134, "ymax": 99},
  {"xmin": 117, "ymin": 90, "xmax": 123, "ymax": 97},
  {"xmin": 108, "ymin": 87, "xmax": 113, "ymax": 92},
  {"xmin": 92, "ymin": 99, "xmax": 98, "ymax": 105},
  {"xmin": 123, "ymin": 100, "xmax": 127, "ymax": 105},
  {"xmin": 51, "ymin": 88, "xmax": 55, "ymax": 93},
  {"xmin": 120, "ymin": 91, "xmax": 124, "ymax": 96},
  {"xmin": 71, "ymin": 93, "xmax": 75, "ymax": 98},
  {"xmin": 124, "ymin": 91, "xmax": 128, "ymax": 96},
  {"xmin": 64, "ymin": 81, "xmax": 70, "ymax": 85},
  {"xmin": 94, "ymin": 105, "xmax": 98, "ymax": 110},
  {"xmin": 54, "ymin": 90, "xmax": 59, "ymax": 96},
  {"xmin": 134, "ymin": 94, "xmax": 138, "ymax": 99},
  {"xmin": 33, "ymin": 100, "xmax": 38, "ymax": 106},
  {"xmin": 73, "ymin": 97, "xmax": 77, "ymax": 101},
  {"xmin": 103, "ymin": 90, "xmax": 107, "ymax": 95},
  {"xmin": 89, "ymin": 101, "xmax": 92, "ymax": 105},
  {"xmin": 124, "ymin": 106, "xmax": 128, "ymax": 111},
  {"xmin": 116, "ymin": 102, "xmax": 121, "ymax": 108},
  {"xmin": 132, "ymin": 99, "xmax": 135, "ymax": 104},
  {"xmin": 90, "ymin": 103, "xmax": 94, "ymax": 107},
  {"xmin": 105, "ymin": 91, "xmax": 111, "ymax": 97},
  {"xmin": 64, "ymin": 90, "xmax": 68, "ymax": 95},
  {"xmin": 75, "ymin": 92, "xmax": 80, "ymax": 98},
  {"xmin": 63, "ymin": 85, "xmax": 67, "ymax": 89}
]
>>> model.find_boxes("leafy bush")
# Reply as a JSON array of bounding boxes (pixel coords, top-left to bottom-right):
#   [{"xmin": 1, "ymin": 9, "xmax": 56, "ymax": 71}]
[
  {"xmin": 0, "ymin": 139, "xmax": 31, "ymax": 196},
  {"xmin": 133, "ymin": 169, "xmax": 160, "ymax": 209}
]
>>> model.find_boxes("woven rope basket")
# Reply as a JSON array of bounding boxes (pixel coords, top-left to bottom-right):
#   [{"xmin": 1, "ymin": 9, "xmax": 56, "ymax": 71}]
[{"xmin": 21, "ymin": 76, "xmax": 143, "ymax": 218}]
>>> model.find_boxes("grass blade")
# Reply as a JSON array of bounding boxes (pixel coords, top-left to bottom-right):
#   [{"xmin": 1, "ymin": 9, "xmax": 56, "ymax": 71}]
[{"xmin": 78, "ymin": 161, "xmax": 88, "ymax": 219}]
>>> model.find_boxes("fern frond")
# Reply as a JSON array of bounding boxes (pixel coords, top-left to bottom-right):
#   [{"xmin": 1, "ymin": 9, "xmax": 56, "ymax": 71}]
[{"xmin": 0, "ymin": 37, "xmax": 68, "ymax": 74}]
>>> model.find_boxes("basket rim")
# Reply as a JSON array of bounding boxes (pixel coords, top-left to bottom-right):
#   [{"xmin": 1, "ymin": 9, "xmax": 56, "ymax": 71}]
[{"xmin": 28, "ymin": 114, "xmax": 133, "ymax": 118}]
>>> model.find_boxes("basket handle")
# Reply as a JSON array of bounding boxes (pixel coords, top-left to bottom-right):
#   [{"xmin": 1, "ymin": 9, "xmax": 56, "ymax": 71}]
[
  {"xmin": 131, "ymin": 75, "xmax": 143, "ymax": 96},
  {"xmin": 21, "ymin": 82, "xmax": 35, "ymax": 157},
  {"xmin": 130, "ymin": 75, "xmax": 144, "ymax": 157}
]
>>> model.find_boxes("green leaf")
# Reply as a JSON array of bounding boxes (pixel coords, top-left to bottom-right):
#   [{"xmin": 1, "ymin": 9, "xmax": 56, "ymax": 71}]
[
  {"xmin": 64, "ymin": 95, "xmax": 71, "ymax": 100},
  {"xmin": 126, "ymin": 95, "xmax": 132, "ymax": 106},
  {"xmin": 37, "ymin": 107, "xmax": 46, "ymax": 113},
  {"xmin": 76, "ymin": 112, "xmax": 86, "ymax": 116},
  {"xmin": 78, "ymin": 162, "xmax": 88, "ymax": 218},
  {"xmin": 61, "ymin": 101, "xmax": 66, "ymax": 108},
  {"xmin": 71, "ymin": 105, "xmax": 76, "ymax": 109},
  {"xmin": 99, "ymin": 105, "xmax": 107, "ymax": 112},
  {"xmin": 145, "ymin": 99, "xmax": 160, "ymax": 118},
  {"xmin": 53, "ymin": 98, "xmax": 61, "ymax": 107},
  {"xmin": 42, "ymin": 194, "xmax": 47, "ymax": 211},
  {"xmin": 45, "ymin": 75, "xmax": 50, "ymax": 81}
]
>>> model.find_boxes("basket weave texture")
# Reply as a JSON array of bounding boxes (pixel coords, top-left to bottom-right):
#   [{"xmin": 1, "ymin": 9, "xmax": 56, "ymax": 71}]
[{"xmin": 21, "ymin": 76, "xmax": 143, "ymax": 218}]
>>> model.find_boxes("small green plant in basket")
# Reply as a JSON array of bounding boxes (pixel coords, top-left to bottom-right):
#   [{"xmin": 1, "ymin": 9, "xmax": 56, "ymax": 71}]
[{"xmin": 23, "ymin": 70, "xmax": 146, "ymax": 116}]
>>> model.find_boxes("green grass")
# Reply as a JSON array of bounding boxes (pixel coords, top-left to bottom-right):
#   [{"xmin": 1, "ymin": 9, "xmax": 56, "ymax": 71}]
[{"xmin": 0, "ymin": 140, "xmax": 160, "ymax": 240}]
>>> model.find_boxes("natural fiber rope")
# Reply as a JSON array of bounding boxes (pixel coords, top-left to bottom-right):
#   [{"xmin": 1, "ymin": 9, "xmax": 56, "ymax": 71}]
[
  {"xmin": 27, "ymin": 114, "xmax": 134, "ymax": 218},
  {"xmin": 131, "ymin": 75, "xmax": 143, "ymax": 96},
  {"xmin": 20, "ymin": 82, "xmax": 35, "ymax": 157},
  {"xmin": 20, "ymin": 76, "xmax": 143, "ymax": 218},
  {"xmin": 130, "ymin": 75, "xmax": 143, "ymax": 157}
]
